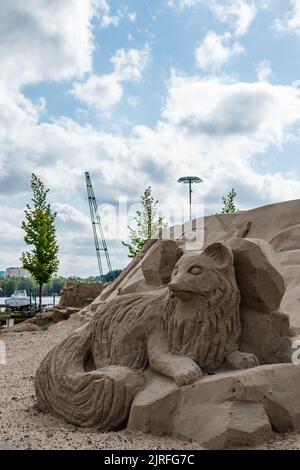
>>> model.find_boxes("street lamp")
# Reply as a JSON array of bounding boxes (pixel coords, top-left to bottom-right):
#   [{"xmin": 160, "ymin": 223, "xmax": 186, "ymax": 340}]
[{"xmin": 177, "ymin": 176, "xmax": 203, "ymax": 221}]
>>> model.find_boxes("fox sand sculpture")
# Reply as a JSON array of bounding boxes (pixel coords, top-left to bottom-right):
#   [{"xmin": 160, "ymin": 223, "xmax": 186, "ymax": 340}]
[{"xmin": 35, "ymin": 242, "xmax": 258, "ymax": 429}]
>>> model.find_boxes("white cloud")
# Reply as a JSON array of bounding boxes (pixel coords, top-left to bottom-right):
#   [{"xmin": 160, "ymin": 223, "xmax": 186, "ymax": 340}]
[
  {"xmin": 163, "ymin": 75, "xmax": 300, "ymax": 145},
  {"xmin": 256, "ymin": 60, "xmax": 272, "ymax": 82},
  {"xmin": 0, "ymin": 0, "xmax": 136, "ymax": 91},
  {"xmin": 210, "ymin": 1, "xmax": 257, "ymax": 36},
  {"xmin": 127, "ymin": 12, "xmax": 137, "ymax": 22},
  {"xmin": 167, "ymin": 0, "xmax": 199, "ymax": 8},
  {"xmin": 275, "ymin": 0, "xmax": 300, "ymax": 36},
  {"xmin": 2, "ymin": 74, "xmax": 300, "ymax": 207},
  {"xmin": 127, "ymin": 96, "xmax": 141, "ymax": 108},
  {"xmin": 97, "ymin": 1, "xmax": 137, "ymax": 28},
  {"xmin": 98, "ymin": 0, "xmax": 122, "ymax": 28},
  {"xmin": 71, "ymin": 74, "xmax": 123, "ymax": 111},
  {"xmin": 111, "ymin": 46, "xmax": 150, "ymax": 81},
  {"xmin": 71, "ymin": 46, "xmax": 150, "ymax": 111},
  {"xmin": 195, "ymin": 32, "xmax": 244, "ymax": 70},
  {"xmin": 126, "ymin": 74, "xmax": 300, "ymax": 212},
  {"xmin": 168, "ymin": 0, "xmax": 267, "ymax": 36},
  {"xmin": 0, "ymin": 0, "xmax": 103, "ymax": 88}
]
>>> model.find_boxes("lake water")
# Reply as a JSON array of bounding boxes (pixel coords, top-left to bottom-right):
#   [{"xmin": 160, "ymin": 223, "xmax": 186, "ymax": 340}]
[{"xmin": 0, "ymin": 296, "xmax": 60, "ymax": 311}]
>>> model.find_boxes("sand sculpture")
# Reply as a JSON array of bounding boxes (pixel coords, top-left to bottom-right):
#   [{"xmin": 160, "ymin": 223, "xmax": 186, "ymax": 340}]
[
  {"xmin": 58, "ymin": 278, "xmax": 107, "ymax": 309},
  {"xmin": 46, "ymin": 278, "xmax": 107, "ymax": 323},
  {"xmin": 35, "ymin": 200, "xmax": 300, "ymax": 448},
  {"xmin": 36, "ymin": 241, "xmax": 260, "ymax": 429}
]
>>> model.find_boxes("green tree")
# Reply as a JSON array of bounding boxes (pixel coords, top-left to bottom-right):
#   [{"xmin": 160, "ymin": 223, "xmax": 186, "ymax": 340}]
[
  {"xmin": 99, "ymin": 269, "xmax": 122, "ymax": 283},
  {"xmin": 6, "ymin": 278, "xmax": 18, "ymax": 297},
  {"xmin": 21, "ymin": 173, "xmax": 59, "ymax": 311},
  {"xmin": 123, "ymin": 186, "xmax": 166, "ymax": 258},
  {"xmin": 221, "ymin": 188, "xmax": 237, "ymax": 214}
]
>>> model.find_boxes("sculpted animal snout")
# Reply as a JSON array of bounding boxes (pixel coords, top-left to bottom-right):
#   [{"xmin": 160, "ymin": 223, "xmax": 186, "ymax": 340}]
[
  {"xmin": 168, "ymin": 280, "xmax": 188, "ymax": 292},
  {"xmin": 168, "ymin": 280, "xmax": 194, "ymax": 301},
  {"xmin": 168, "ymin": 281, "xmax": 178, "ymax": 292},
  {"xmin": 168, "ymin": 278, "xmax": 196, "ymax": 293},
  {"xmin": 168, "ymin": 281, "xmax": 177, "ymax": 298}
]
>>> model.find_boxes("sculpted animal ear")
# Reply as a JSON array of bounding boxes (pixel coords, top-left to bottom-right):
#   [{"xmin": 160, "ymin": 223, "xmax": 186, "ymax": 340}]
[{"xmin": 202, "ymin": 242, "xmax": 233, "ymax": 268}]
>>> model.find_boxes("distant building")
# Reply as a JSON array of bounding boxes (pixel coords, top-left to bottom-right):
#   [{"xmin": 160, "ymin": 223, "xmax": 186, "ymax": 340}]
[
  {"xmin": 0, "ymin": 271, "xmax": 5, "ymax": 278},
  {"xmin": 5, "ymin": 267, "xmax": 30, "ymax": 278}
]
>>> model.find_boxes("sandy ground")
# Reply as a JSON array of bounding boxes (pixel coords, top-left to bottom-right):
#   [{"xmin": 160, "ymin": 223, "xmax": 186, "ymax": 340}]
[{"xmin": 1, "ymin": 318, "xmax": 300, "ymax": 451}]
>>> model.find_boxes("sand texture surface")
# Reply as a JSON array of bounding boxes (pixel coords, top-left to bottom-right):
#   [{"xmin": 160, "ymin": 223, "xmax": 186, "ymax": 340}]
[
  {"xmin": 0, "ymin": 318, "xmax": 202, "ymax": 450},
  {"xmin": 1, "ymin": 317, "xmax": 300, "ymax": 450}
]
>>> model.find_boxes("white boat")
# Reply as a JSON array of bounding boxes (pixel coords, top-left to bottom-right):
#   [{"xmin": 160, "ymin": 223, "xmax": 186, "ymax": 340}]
[{"xmin": 5, "ymin": 290, "xmax": 31, "ymax": 309}]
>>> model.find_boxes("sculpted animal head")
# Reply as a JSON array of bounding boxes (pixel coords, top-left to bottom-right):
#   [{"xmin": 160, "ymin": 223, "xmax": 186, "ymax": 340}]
[
  {"xmin": 168, "ymin": 242, "xmax": 236, "ymax": 302},
  {"xmin": 164, "ymin": 242, "xmax": 241, "ymax": 369}
]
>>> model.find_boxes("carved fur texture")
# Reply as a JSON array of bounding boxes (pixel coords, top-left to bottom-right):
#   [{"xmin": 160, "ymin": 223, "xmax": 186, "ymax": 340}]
[
  {"xmin": 35, "ymin": 242, "xmax": 241, "ymax": 429},
  {"xmin": 164, "ymin": 250, "xmax": 241, "ymax": 370}
]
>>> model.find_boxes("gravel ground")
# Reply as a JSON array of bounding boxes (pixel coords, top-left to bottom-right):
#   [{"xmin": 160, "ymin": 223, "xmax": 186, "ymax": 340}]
[{"xmin": 1, "ymin": 318, "xmax": 300, "ymax": 451}]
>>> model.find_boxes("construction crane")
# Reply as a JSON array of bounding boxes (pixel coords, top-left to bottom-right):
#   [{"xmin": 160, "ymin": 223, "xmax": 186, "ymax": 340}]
[{"xmin": 85, "ymin": 171, "xmax": 112, "ymax": 276}]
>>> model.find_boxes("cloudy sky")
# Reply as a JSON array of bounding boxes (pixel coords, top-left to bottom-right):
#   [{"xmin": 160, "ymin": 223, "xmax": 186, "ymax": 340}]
[{"xmin": 1, "ymin": 0, "xmax": 300, "ymax": 277}]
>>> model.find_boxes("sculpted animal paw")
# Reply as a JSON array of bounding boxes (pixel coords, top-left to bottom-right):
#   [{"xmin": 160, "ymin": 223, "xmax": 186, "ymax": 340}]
[
  {"xmin": 173, "ymin": 365, "xmax": 203, "ymax": 387},
  {"xmin": 226, "ymin": 351, "xmax": 259, "ymax": 370},
  {"xmin": 243, "ymin": 353, "xmax": 259, "ymax": 369}
]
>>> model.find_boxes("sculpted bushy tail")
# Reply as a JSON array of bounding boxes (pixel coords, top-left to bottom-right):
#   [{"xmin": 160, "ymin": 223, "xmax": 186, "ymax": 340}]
[{"xmin": 35, "ymin": 321, "xmax": 146, "ymax": 429}]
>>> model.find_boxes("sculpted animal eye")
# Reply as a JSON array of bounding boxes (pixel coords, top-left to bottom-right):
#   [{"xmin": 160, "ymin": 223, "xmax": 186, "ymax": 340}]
[
  {"xmin": 189, "ymin": 266, "xmax": 202, "ymax": 275},
  {"xmin": 172, "ymin": 267, "xmax": 178, "ymax": 276}
]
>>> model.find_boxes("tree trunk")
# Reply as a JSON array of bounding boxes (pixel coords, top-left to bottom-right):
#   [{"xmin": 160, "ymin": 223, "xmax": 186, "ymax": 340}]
[{"xmin": 39, "ymin": 283, "xmax": 42, "ymax": 312}]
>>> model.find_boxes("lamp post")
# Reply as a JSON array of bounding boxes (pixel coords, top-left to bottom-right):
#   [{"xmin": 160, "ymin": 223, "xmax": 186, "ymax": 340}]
[{"xmin": 177, "ymin": 176, "xmax": 203, "ymax": 221}]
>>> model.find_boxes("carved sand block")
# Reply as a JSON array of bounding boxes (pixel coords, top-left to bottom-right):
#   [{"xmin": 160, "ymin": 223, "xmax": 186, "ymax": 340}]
[
  {"xmin": 35, "ymin": 237, "xmax": 299, "ymax": 447},
  {"xmin": 128, "ymin": 364, "xmax": 300, "ymax": 448},
  {"xmin": 226, "ymin": 238, "xmax": 295, "ymax": 365},
  {"xmin": 226, "ymin": 237, "xmax": 285, "ymax": 311},
  {"xmin": 35, "ymin": 242, "xmax": 257, "ymax": 429},
  {"xmin": 141, "ymin": 239, "xmax": 183, "ymax": 286}
]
